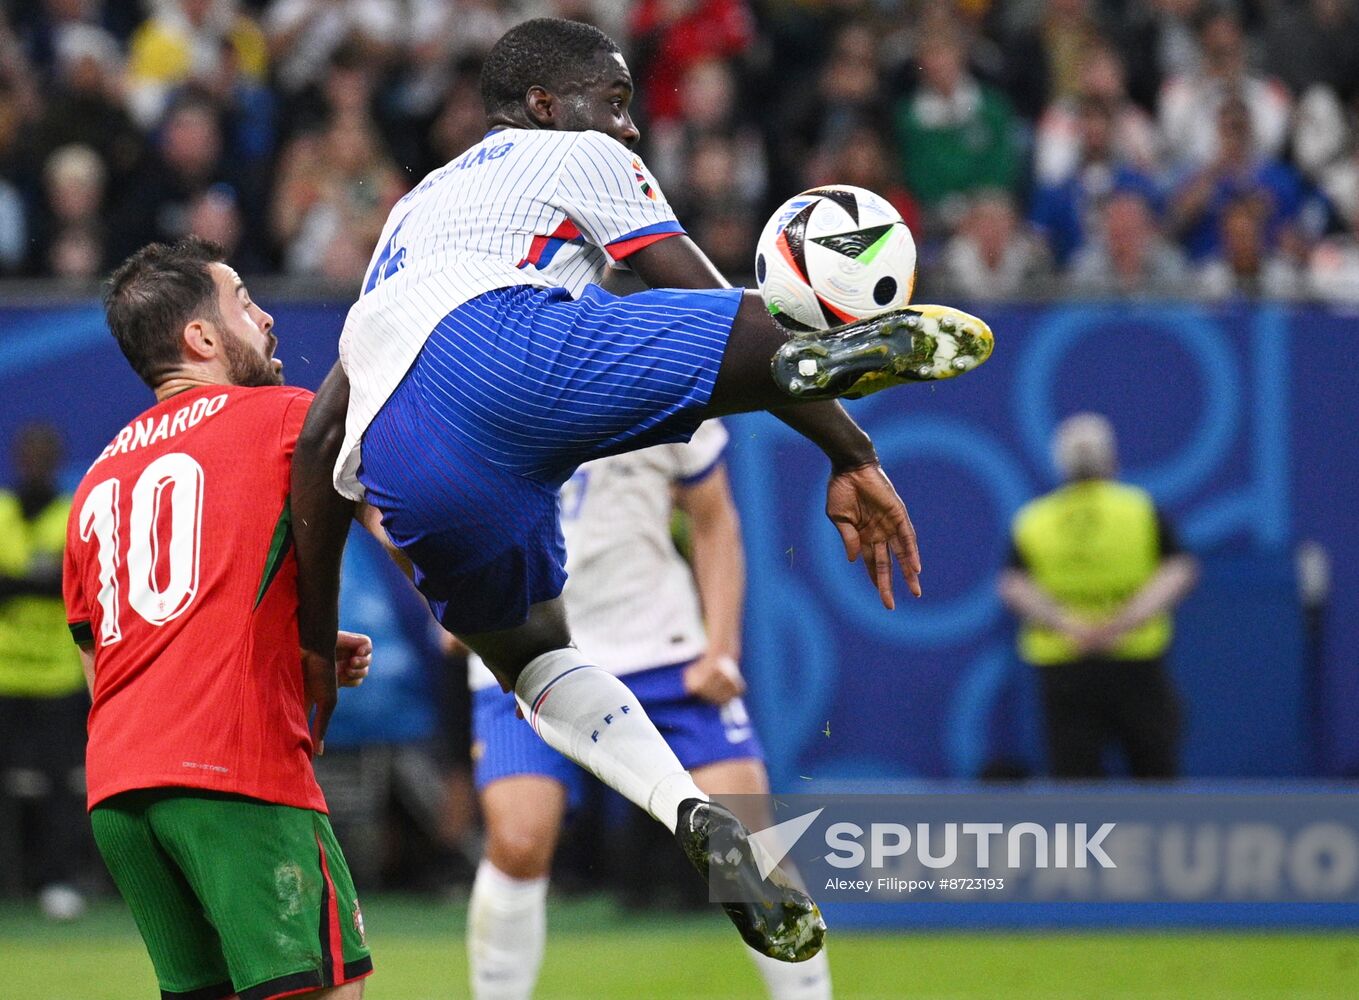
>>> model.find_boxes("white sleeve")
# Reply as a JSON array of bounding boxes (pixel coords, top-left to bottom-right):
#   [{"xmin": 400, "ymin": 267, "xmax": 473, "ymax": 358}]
[
  {"xmin": 672, "ymin": 420, "xmax": 729, "ymax": 485},
  {"xmin": 554, "ymin": 131, "xmax": 685, "ymax": 261}
]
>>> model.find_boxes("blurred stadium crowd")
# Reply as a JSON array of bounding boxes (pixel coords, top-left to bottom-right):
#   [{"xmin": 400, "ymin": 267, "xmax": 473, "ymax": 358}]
[{"xmin": 1, "ymin": 0, "xmax": 1358, "ymax": 299}]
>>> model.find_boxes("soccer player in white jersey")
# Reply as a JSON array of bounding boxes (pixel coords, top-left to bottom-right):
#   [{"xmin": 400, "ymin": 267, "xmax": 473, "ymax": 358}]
[
  {"xmin": 290, "ymin": 18, "xmax": 994, "ymax": 962},
  {"xmin": 466, "ymin": 422, "xmax": 832, "ymax": 999}
]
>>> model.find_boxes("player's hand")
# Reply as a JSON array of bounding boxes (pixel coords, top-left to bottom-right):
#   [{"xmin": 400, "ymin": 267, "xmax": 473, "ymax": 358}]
[
  {"xmin": 336, "ymin": 630, "xmax": 373, "ymax": 687},
  {"xmin": 683, "ymin": 653, "xmax": 746, "ymax": 706},
  {"xmin": 826, "ymin": 462, "xmax": 922, "ymax": 608},
  {"xmin": 301, "ymin": 648, "xmax": 339, "ymax": 756}
]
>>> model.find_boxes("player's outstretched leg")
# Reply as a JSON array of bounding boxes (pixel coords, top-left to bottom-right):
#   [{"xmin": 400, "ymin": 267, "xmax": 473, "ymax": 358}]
[
  {"xmin": 674, "ymin": 798, "xmax": 826, "ymax": 963},
  {"xmin": 771, "ymin": 304, "xmax": 994, "ymax": 401},
  {"xmin": 492, "ymin": 640, "xmax": 824, "ymax": 963}
]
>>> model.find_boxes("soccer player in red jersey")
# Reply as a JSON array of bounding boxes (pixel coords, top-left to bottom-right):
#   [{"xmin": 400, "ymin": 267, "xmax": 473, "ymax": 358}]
[{"xmin": 63, "ymin": 238, "xmax": 373, "ymax": 1000}]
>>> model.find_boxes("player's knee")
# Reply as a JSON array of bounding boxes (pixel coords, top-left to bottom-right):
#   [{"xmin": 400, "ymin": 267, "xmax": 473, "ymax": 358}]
[
  {"xmin": 465, "ymin": 599, "xmax": 573, "ymax": 685},
  {"xmin": 485, "ymin": 826, "xmax": 555, "ymax": 880}
]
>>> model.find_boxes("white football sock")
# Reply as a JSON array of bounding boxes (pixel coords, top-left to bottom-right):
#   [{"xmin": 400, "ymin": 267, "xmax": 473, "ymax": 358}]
[
  {"xmin": 751, "ymin": 948, "xmax": 833, "ymax": 999},
  {"xmin": 514, "ymin": 648, "xmax": 706, "ymax": 831},
  {"xmin": 467, "ymin": 859, "xmax": 549, "ymax": 1000}
]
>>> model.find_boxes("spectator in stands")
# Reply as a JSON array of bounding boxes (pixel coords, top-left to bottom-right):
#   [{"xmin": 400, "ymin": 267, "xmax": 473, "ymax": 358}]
[
  {"xmin": 1311, "ymin": 94, "xmax": 1359, "ymax": 217},
  {"xmin": 1117, "ymin": 0, "xmax": 1205, "ymax": 113},
  {"xmin": 0, "ymin": 425, "xmax": 91, "ymax": 918},
  {"xmin": 279, "ymin": 37, "xmax": 385, "ymax": 147},
  {"xmin": 10, "ymin": 1, "xmax": 139, "ymax": 83},
  {"xmin": 1158, "ymin": 6, "xmax": 1291, "ymax": 170},
  {"xmin": 125, "ymin": 0, "xmax": 268, "ymax": 128},
  {"xmin": 181, "ymin": 35, "xmax": 278, "ymax": 189},
  {"xmin": 271, "ymin": 110, "xmax": 406, "ymax": 281},
  {"xmin": 26, "ymin": 24, "xmax": 141, "ymax": 191},
  {"xmin": 383, "ymin": 0, "xmax": 505, "ymax": 140},
  {"xmin": 1032, "ymin": 41, "xmax": 1161, "ymax": 190},
  {"xmin": 1068, "ymin": 188, "xmax": 1189, "ymax": 297},
  {"xmin": 771, "ymin": 19, "xmax": 885, "ymax": 215},
  {"xmin": 263, "ymin": 0, "xmax": 401, "ymax": 98},
  {"xmin": 798, "ymin": 20, "xmax": 885, "ymax": 154},
  {"xmin": 690, "ymin": 209, "xmax": 759, "ymax": 284},
  {"xmin": 940, "ymin": 189, "xmax": 1053, "ymax": 300},
  {"xmin": 894, "ymin": 21, "xmax": 1021, "ymax": 233},
  {"xmin": 10, "ymin": 0, "xmax": 122, "ymax": 83},
  {"xmin": 1307, "ymin": 232, "xmax": 1359, "ymax": 302},
  {"xmin": 1196, "ymin": 194, "xmax": 1302, "ymax": 300},
  {"xmin": 185, "ymin": 182, "xmax": 269, "ymax": 274},
  {"xmin": 650, "ymin": 59, "xmax": 764, "ymax": 208},
  {"xmin": 1001, "ymin": 0, "xmax": 1107, "ymax": 122},
  {"xmin": 628, "ymin": 0, "xmax": 754, "ymax": 125},
  {"xmin": 1291, "ymin": 84, "xmax": 1350, "ymax": 185},
  {"xmin": 999, "ymin": 413, "xmax": 1198, "ymax": 779},
  {"xmin": 1031, "ymin": 89, "xmax": 1162, "ymax": 267},
  {"xmin": 426, "ymin": 58, "xmax": 490, "ymax": 174},
  {"xmin": 0, "ymin": 83, "xmax": 28, "ymax": 275},
  {"xmin": 1169, "ymin": 96, "xmax": 1312, "ymax": 262},
  {"xmin": 110, "ymin": 93, "xmax": 242, "ymax": 261},
  {"xmin": 808, "ymin": 123, "xmax": 922, "ymax": 239},
  {"xmin": 1264, "ymin": 0, "xmax": 1359, "ymax": 103},
  {"xmin": 34, "ymin": 144, "xmax": 107, "ymax": 280},
  {"xmin": 669, "ymin": 132, "xmax": 759, "ymax": 279}
]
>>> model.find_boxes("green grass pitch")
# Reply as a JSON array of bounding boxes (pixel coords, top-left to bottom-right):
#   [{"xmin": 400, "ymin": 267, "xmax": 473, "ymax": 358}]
[{"xmin": 3, "ymin": 895, "xmax": 1355, "ymax": 998}]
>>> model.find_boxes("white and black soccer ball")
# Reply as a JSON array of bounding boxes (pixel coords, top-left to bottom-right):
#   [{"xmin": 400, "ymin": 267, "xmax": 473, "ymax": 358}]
[{"xmin": 754, "ymin": 185, "xmax": 917, "ymax": 331}]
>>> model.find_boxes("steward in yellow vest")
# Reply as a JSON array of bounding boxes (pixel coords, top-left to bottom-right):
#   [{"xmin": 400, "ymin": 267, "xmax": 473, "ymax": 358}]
[
  {"xmin": 998, "ymin": 414, "xmax": 1197, "ymax": 778},
  {"xmin": 1011, "ymin": 479, "xmax": 1173, "ymax": 666},
  {"xmin": 0, "ymin": 425, "xmax": 91, "ymax": 915},
  {"xmin": 0, "ymin": 435, "xmax": 81, "ymax": 699}
]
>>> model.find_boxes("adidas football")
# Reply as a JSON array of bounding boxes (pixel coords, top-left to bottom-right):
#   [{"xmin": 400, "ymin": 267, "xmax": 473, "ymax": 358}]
[{"xmin": 755, "ymin": 186, "xmax": 917, "ymax": 331}]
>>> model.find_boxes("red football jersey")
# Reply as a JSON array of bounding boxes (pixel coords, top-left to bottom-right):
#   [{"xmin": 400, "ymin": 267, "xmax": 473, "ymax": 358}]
[{"xmin": 64, "ymin": 384, "xmax": 326, "ymax": 812}]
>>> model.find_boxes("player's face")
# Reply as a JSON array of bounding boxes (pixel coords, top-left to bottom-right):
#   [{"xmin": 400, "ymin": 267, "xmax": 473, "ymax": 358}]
[
  {"xmin": 208, "ymin": 262, "xmax": 282, "ymax": 387},
  {"xmin": 561, "ymin": 51, "xmax": 640, "ymax": 148}
]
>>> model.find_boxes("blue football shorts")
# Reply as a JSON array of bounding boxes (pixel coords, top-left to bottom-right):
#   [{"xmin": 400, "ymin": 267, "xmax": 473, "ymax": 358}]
[
  {"xmin": 358, "ymin": 284, "xmax": 741, "ymax": 634},
  {"xmin": 471, "ymin": 660, "xmax": 765, "ymax": 807}
]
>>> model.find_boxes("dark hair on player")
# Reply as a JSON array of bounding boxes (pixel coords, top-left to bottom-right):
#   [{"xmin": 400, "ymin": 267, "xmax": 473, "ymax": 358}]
[
  {"xmin": 104, "ymin": 237, "xmax": 225, "ymax": 389},
  {"xmin": 480, "ymin": 18, "xmax": 620, "ymax": 116}
]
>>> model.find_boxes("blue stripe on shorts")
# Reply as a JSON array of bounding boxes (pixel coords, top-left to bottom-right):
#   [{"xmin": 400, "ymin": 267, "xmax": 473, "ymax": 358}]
[
  {"xmin": 472, "ymin": 661, "xmax": 765, "ymax": 808},
  {"xmin": 358, "ymin": 284, "xmax": 742, "ymax": 634}
]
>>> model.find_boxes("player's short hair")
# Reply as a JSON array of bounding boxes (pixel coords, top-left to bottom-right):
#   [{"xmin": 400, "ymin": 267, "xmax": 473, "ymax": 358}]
[
  {"xmin": 480, "ymin": 17, "xmax": 620, "ymax": 116},
  {"xmin": 104, "ymin": 237, "xmax": 225, "ymax": 389}
]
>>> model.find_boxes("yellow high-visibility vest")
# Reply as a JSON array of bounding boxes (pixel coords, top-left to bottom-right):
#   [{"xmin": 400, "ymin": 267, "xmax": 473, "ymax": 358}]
[
  {"xmin": 1011, "ymin": 479, "xmax": 1172, "ymax": 665},
  {"xmin": 0, "ymin": 492, "xmax": 84, "ymax": 697}
]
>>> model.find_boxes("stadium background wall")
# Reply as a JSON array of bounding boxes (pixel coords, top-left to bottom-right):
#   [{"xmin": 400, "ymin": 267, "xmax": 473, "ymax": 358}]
[{"xmin": 3, "ymin": 299, "xmax": 1354, "ymax": 787}]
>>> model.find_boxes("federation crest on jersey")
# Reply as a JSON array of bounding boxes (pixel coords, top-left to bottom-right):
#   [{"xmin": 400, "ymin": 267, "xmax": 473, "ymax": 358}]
[{"xmin": 631, "ymin": 158, "xmax": 659, "ymax": 201}]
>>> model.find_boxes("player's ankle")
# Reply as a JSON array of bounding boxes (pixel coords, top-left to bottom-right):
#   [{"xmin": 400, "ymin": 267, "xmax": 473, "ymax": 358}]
[{"xmin": 654, "ymin": 778, "xmax": 708, "ymax": 833}]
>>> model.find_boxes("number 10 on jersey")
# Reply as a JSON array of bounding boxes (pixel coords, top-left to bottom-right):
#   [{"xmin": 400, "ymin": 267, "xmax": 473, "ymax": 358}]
[{"xmin": 78, "ymin": 452, "xmax": 205, "ymax": 645}]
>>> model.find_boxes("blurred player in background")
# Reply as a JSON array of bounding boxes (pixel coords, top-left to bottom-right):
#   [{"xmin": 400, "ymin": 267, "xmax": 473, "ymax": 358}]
[
  {"xmin": 291, "ymin": 17, "xmax": 993, "ymax": 962},
  {"xmin": 999, "ymin": 412, "xmax": 1198, "ymax": 779},
  {"xmin": 466, "ymin": 421, "xmax": 832, "ymax": 999},
  {"xmin": 0, "ymin": 424, "xmax": 90, "ymax": 919},
  {"xmin": 63, "ymin": 238, "xmax": 374, "ymax": 1000}
]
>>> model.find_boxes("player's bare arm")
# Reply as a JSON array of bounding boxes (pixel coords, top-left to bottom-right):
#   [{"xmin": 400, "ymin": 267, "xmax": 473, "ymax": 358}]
[
  {"xmin": 677, "ymin": 464, "xmax": 746, "ymax": 705},
  {"xmin": 291, "ymin": 360, "xmax": 353, "ymax": 748}
]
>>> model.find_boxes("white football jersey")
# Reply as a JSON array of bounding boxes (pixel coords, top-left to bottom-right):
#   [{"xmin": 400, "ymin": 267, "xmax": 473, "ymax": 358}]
[
  {"xmin": 333, "ymin": 127, "xmax": 682, "ymax": 499},
  {"xmin": 469, "ymin": 420, "xmax": 729, "ymax": 690}
]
